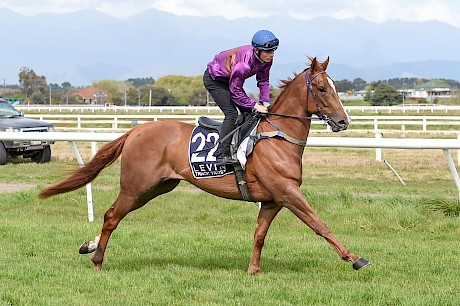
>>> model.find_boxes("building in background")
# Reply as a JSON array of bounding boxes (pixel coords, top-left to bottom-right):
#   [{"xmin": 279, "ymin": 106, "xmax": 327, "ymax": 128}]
[{"xmin": 72, "ymin": 87, "xmax": 107, "ymax": 105}]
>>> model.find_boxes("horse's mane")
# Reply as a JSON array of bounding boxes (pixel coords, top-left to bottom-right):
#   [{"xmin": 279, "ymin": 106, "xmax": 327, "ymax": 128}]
[
  {"xmin": 273, "ymin": 57, "xmax": 314, "ymax": 105},
  {"xmin": 273, "ymin": 67, "xmax": 308, "ymax": 105},
  {"xmin": 278, "ymin": 69, "xmax": 306, "ymax": 90}
]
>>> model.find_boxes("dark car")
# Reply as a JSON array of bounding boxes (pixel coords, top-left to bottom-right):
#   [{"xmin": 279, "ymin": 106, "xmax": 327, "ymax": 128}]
[{"xmin": 0, "ymin": 99, "xmax": 54, "ymax": 165}]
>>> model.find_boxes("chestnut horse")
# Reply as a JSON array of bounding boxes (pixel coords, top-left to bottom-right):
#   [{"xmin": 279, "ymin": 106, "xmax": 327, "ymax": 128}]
[{"xmin": 39, "ymin": 57, "xmax": 369, "ymax": 274}]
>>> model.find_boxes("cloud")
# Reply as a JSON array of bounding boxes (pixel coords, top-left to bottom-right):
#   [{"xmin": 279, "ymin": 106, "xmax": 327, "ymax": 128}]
[
  {"xmin": 135, "ymin": 0, "xmax": 460, "ymax": 27},
  {"xmin": 150, "ymin": 0, "xmax": 267, "ymax": 19},
  {"xmin": 409, "ymin": 0, "xmax": 460, "ymax": 26},
  {"xmin": 1, "ymin": 0, "xmax": 460, "ymax": 27},
  {"xmin": 287, "ymin": 0, "xmax": 460, "ymax": 27}
]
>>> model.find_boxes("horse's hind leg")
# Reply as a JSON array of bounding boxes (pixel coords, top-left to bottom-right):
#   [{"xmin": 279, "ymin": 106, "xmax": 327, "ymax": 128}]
[
  {"xmin": 90, "ymin": 179, "xmax": 180, "ymax": 270},
  {"xmin": 79, "ymin": 235, "xmax": 100, "ymax": 254},
  {"xmin": 248, "ymin": 202, "xmax": 283, "ymax": 275}
]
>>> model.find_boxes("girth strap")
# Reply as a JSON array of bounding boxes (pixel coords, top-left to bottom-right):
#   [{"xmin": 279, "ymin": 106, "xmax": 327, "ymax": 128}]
[
  {"xmin": 251, "ymin": 131, "xmax": 307, "ymax": 146},
  {"xmin": 232, "ymin": 163, "xmax": 254, "ymax": 202}
]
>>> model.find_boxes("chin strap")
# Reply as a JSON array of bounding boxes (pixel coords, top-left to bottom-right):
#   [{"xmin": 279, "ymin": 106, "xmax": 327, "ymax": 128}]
[{"xmin": 254, "ymin": 49, "xmax": 270, "ymax": 63}]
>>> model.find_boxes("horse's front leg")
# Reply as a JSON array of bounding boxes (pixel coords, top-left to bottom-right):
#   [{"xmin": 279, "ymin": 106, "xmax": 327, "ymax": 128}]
[
  {"xmin": 248, "ymin": 201, "xmax": 283, "ymax": 275},
  {"xmin": 277, "ymin": 185, "xmax": 369, "ymax": 270}
]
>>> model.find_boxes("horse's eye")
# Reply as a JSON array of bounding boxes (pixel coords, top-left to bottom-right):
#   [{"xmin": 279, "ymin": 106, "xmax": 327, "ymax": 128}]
[{"xmin": 318, "ymin": 86, "xmax": 326, "ymax": 93}]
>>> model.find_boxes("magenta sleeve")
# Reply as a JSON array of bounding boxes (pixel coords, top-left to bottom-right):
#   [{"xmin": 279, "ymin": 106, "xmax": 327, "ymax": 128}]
[
  {"xmin": 257, "ymin": 62, "xmax": 271, "ymax": 102},
  {"xmin": 228, "ymin": 62, "xmax": 256, "ymax": 110}
]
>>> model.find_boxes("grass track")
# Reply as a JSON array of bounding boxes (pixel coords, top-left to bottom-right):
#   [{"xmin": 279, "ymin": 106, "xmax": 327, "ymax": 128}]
[{"xmin": 1, "ymin": 145, "xmax": 460, "ymax": 305}]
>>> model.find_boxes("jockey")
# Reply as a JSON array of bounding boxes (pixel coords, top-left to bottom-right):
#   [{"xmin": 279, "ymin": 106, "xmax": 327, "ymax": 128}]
[{"xmin": 203, "ymin": 30, "xmax": 279, "ymax": 166}]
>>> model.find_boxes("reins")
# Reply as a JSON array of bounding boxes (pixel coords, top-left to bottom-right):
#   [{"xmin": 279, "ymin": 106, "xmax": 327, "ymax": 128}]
[
  {"xmin": 263, "ymin": 111, "xmax": 321, "ymax": 121},
  {"xmin": 252, "ymin": 69, "xmax": 330, "ymax": 147}
]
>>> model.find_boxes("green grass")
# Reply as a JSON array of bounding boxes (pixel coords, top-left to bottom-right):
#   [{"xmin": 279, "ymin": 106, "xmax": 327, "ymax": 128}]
[{"xmin": 1, "ymin": 147, "xmax": 460, "ymax": 305}]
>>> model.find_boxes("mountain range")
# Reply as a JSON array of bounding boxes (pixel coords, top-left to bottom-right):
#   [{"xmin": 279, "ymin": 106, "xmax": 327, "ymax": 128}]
[{"xmin": 2, "ymin": 8, "xmax": 460, "ymax": 90}]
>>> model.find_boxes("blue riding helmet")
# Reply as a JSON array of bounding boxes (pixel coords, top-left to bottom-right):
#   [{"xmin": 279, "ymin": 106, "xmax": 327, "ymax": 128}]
[{"xmin": 251, "ymin": 30, "xmax": 279, "ymax": 51}]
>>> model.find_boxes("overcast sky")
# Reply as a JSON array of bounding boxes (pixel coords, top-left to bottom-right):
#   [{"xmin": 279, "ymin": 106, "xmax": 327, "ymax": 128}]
[{"xmin": 1, "ymin": 0, "xmax": 460, "ymax": 28}]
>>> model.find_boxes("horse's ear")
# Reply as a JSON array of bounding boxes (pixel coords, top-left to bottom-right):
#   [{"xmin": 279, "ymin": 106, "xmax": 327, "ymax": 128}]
[
  {"xmin": 310, "ymin": 57, "xmax": 318, "ymax": 73},
  {"xmin": 323, "ymin": 57, "xmax": 330, "ymax": 70}
]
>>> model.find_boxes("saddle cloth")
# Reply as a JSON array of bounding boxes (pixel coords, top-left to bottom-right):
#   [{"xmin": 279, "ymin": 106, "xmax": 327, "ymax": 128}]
[{"xmin": 188, "ymin": 113, "xmax": 260, "ymax": 179}]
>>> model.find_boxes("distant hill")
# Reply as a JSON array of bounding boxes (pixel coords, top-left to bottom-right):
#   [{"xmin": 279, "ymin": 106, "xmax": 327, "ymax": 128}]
[{"xmin": 1, "ymin": 8, "xmax": 460, "ymax": 89}]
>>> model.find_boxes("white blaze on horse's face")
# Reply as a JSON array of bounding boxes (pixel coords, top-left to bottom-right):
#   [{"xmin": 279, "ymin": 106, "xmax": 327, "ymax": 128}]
[
  {"xmin": 327, "ymin": 77, "xmax": 337, "ymax": 93},
  {"xmin": 327, "ymin": 76, "xmax": 351, "ymax": 124}
]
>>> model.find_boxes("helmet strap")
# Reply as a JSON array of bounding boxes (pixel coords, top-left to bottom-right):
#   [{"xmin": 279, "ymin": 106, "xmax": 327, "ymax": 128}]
[{"xmin": 254, "ymin": 48, "xmax": 266, "ymax": 63}]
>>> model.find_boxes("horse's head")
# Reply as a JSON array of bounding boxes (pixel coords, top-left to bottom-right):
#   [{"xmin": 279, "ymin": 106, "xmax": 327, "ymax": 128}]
[{"xmin": 305, "ymin": 57, "xmax": 350, "ymax": 132}]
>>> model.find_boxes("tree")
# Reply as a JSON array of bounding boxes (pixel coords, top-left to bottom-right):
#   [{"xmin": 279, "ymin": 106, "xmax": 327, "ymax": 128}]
[
  {"xmin": 367, "ymin": 83, "xmax": 402, "ymax": 106},
  {"xmin": 189, "ymin": 88, "xmax": 207, "ymax": 106},
  {"xmin": 49, "ymin": 83, "xmax": 61, "ymax": 92},
  {"xmin": 19, "ymin": 67, "xmax": 47, "ymax": 101},
  {"xmin": 364, "ymin": 81, "xmax": 380, "ymax": 92},
  {"xmin": 270, "ymin": 86, "xmax": 282, "ymax": 102},
  {"xmin": 137, "ymin": 85, "xmax": 153, "ymax": 106},
  {"xmin": 336, "ymin": 79, "xmax": 353, "ymax": 92},
  {"xmin": 92, "ymin": 80, "xmax": 127, "ymax": 105},
  {"xmin": 61, "ymin": 82, "xmax": 72, "ymax": 89},
  {"xmin": 352, "ymin": 78, "xmax": 367, "ymax": 91},
  {"xmin": 151, "ymin": 87, "xmax": 176, "ymax": 106},
  {"xmin": 154, "ymin": 75, "xmax": 204, "ymax": 106},
  {"xmin": 30, "ymin": 92, "xmax": 46, "ymax": 104},
  {"xmin": 127, "ymin": 77, "xmax": 155, "ymax": 88}
]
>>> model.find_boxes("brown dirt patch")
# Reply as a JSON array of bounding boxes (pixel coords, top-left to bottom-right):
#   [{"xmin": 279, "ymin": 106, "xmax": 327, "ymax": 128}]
[{"xmin": 0, "ymin": 183, "xmax": 36, "ymax": 193}]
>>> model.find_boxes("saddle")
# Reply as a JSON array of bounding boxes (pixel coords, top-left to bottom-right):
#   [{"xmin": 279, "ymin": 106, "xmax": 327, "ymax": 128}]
[
  {"xmin": 196, "ymin": 112, "xmax": 261, "ymax": 202},
  {"xmin": 197, "ymin": 112, "xmax": 260, "ymax": 156}
]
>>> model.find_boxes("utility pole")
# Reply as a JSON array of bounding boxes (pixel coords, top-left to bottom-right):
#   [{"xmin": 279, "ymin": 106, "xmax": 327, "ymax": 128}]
[
  {"xmin": 124, "ymin": 83, "xmax": 127, "ymax": 106},
  {"xmin": 149, "ymin": 89, "xmax": 152, "ymax": 108},
  {"xmin": 48, "ymin": 84, "xmax": 52, "ymax": 105},
  {"xmin": 402, "ymin": 80, "xmax": 405, "ymax": 107}
]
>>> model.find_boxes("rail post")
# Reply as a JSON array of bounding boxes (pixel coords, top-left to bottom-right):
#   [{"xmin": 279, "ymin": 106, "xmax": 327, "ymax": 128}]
[
  {"xmin": 375, "ymin": 133, "xmax": 382, "ymax": 161},
  {"xmin": 69, "ymin": 141, "xmax": 94, "ymax": 222}
]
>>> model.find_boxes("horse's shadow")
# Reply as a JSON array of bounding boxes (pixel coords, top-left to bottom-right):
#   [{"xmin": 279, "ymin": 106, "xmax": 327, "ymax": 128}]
[{"xmin": 103, "ymin": 250, "xmax": 323, "ymax": 274}]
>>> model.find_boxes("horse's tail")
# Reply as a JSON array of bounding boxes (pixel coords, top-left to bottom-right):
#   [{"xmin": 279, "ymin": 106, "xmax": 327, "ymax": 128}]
[{"xmin": 38, "ymin": 130, "xmax": 133, "ymax": 199}]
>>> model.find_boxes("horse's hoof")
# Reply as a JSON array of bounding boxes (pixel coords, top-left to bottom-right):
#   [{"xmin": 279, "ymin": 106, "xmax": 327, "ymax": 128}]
[
  {"xmin": 352, "ymin": 258, "xmax": 370, "ymax": 270},
  {"xmin": 93, "ymin": 264, "xmax": 102, "ymax": 271},
  {"xmin": 247, "ymin": 266, "xmax": 261, "ymax": 275},
  {"xmin": 79, "ymin": 241, "xmax": 97, "ymax": 254}
]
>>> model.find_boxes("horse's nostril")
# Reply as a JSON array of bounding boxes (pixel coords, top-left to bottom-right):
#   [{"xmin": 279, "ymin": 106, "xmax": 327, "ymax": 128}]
[{"xmin": 338, "ymin": 120, "xmax": 348, "ymax": 127}]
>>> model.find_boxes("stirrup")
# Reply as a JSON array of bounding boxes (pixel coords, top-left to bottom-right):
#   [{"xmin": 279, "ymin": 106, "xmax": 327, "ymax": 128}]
[{"xmin": 216, "ymin": 155, "xmax": 238, "ymax": 166}]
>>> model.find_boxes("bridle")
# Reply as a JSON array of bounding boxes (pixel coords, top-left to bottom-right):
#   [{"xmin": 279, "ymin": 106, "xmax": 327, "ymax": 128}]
[
  {"xmin": 200, "ymin": 69, "xmax": 335, "ymax": 152},
  {"xmin": 265, "ymin": 69, "xmax": 330, "ymax": 125},
  {"xmin": 306, "ymin": 70, "xmax": 330, "ymax": 123},
  {"xmin": 253, "ymin": 69, "xmax": 333, "ymax": 146}
]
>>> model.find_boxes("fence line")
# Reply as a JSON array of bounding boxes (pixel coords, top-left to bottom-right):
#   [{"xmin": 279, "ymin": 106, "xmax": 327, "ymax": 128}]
[
  {"xmin": 16, "ymin": 105, "xmax": 222, "ymax": 114},
  {"xmin": 15, "ymin": 104, "xmax": 460, "ymax": 114},
  {"xmin": 0, "ymin": 131, "xmax": 459, "ymax": 221},
  {"xmin": 346, "ymin": 105, "xmax": 460, "ymax": 114},
  {"xmin": 21, "ymin": 113, "xmax": 460, "ymax": 134}
]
